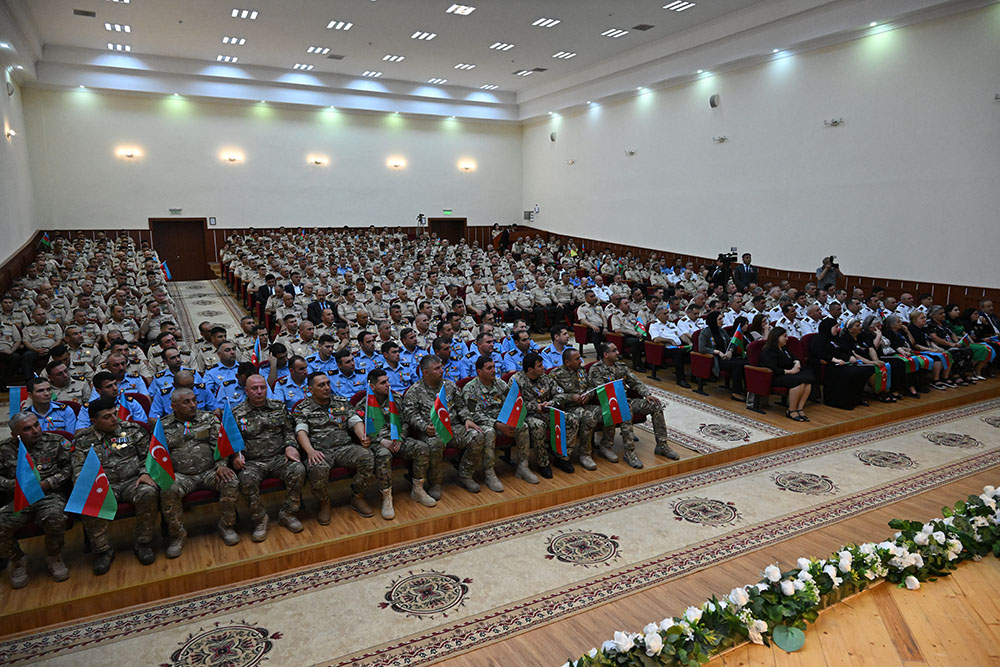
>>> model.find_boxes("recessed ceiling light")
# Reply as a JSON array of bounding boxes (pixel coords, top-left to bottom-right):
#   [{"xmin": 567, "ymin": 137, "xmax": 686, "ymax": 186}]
[
  {"xmin": 428, "ymin": 78, "xmax": 448, "ymax": 84},
  {"xmin": 79, "ymin": 84, "xmax": 85, "ymax": 88},
  {"xmin": 307, "ymin": 46, "xmax": 331, "ymax": 54},
  {"xmin": 173, "ymin": 92, "xmax": 179, "ymax": 96},
  {"xmin": 231, "ymin": 8, "xmax": 259, "ymax": 20},
  {"xmin": 104, "ymin": 22, "xmax": 131, "ymax": 33},
  {"xmin": 532, "ymin": 17, "xmax": 561, "ymax": 28},
  {"xmin": 106, "ymin": 43, "xmax": 131, "ymax": 52},
  {"xmin": 217, "ymin": 55, "xmax": 239, "ymax": 63},
  {"xmin": 869, "ymin": 21, "xmax": 878, "ymax": 27},
  {"xmin": 106, "ymin": 0, "xmax": 131, "ymax": 4},
  {"xmin": 547, "ymin": 111, "xmax": 553, "ymax": 115},
  {"xmin": 14, "ymin": 65, "xmax": 23, "ymax": 70},
  {"xmin": 411, "ymin": 31, "xmax": 437, "ymax": 40},
  {"xmin": 514, "ymin": 70, "xmax": 533, "ymax": 77},
  {"xmin": 293, "ymin": 63, "xmax": 314, "ymax": 70},
  {"xmin": 479, "ymin": 84, "xmax": 499, "ymax": 90},
  {"xmin": 382, "ymin": 54, "xmax": 405, "ymax": 62},
  {"xmin": 663, "ymin": 1, "xmax": 696, "ymax": 11},
  {"xmin": 446, "ymin": 4, "xmax": 476, "ymax": 15},
  {"xmin": 490, "ymin": 42, "xmax": 515, "ymax": 51},
  {"xmin": 696, "ymin": 69, "xmax": 703, "ymax": 73},
  {"xmin": 772, "ymin": 48, "xmax": 780, "ymax": 53},
  {"xmin": 362, "ymin": 71, "xmax": 382, "ymax": 78},
  {"xmin": 601, "ymin": 28, "xmax": 629, "ymax": 38},
  {"xmin": 552, "ymin": 51, "xmax": 576, "ymax": 59},
  {"xmin": 222, "ymin": 36, "xmax": 247, "ymax": 45},
  {"xmin": 0, "ymin": 42, "xmax": 9, "ymax": 49},
  {"xmin": 454, "ymin": 63, "xmax": 476, "ymax": 70},
  {"xmin": 327, "ymin": 20, "xmax": 353, "ymax": 30}
]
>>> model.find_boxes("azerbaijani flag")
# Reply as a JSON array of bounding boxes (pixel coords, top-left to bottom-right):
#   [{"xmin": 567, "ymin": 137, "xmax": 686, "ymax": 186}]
[
  {"xmin": 116, "ymin": 392, "xmax": 131, "ymax": 421},
  {"xmin": 430, "ymin": 385, "xmax": 454, "ymax": 444},
  {"xmin": 8, "ymin": 387, "xmax": 28, "ymax": 419},
  {"xmin": 365, "ymin": 384, "xmax": 403, "ymax": 440},
  {"xmin": 386, "ymin": 388, "xmax": 402, "ymax": 440},
  {"xmin": 595, "ymin": 380, "xmax": 632, "ymax": 427},
  {"xmin": 14, "ymin": 440, "xmax": 45, "ymax": 513},
  {"xmin": 635, "ymin": 314, "xmax": 648, "ymax": 338},
  {"xmin": 160, "ymin": 261, "xmax": 172, "ymax": 281},
  {"xmin": 215, "ymin": 399, "xmax": 246, "ymax": 460},
  {"xmin": 496, "ymin": 378, "xmax": 526, "ymax": 429},
  {"xmin": 145, "ymin": 418, "xmax": 176, "ymax": 490},
  {"xmin": 250, "ymin": 336, "xmax": 261, "ymax": 367},
  {"xmin": 40, "ymin": 232, "xmax": 52, "ymax": 249},
  {"xmin": 728, "ymin": 325, "xmax": 746, "ymax": 356},
  {"xmin": 65, "ymin": 447, "xmax": 118, "ymax": 520},
  {"xmin": 549, "ymin": 408, "xmax": 568, "ymax": 457}
]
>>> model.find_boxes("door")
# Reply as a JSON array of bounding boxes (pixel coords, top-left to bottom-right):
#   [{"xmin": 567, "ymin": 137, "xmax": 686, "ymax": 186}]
[
  {"xmin": 428, "ymin": 218, "xmax": 466, "ymax": 245},
  {"xmin": 149, "ymin": 218, "xmax": 211, "ymax": 281}
]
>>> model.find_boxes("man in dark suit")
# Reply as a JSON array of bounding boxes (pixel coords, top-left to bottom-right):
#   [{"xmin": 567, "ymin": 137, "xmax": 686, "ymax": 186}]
[
  {"xmin": 256, "ymin": 274, "xmax": 277, "ymax": 306},
  {"xmin": 284, "ymin": 271, "xmax": 305, "ymax": 298},
  {"xmin": 733, "ymin": 253, "xmax": 758, "ymax": 292},
  {"xmin": 306, "ymin": 287, "xmax": 333, "ymax": 325},
  {"xmin": 708, "ymin": 256, "xmax": 731, "ymax": 291}
]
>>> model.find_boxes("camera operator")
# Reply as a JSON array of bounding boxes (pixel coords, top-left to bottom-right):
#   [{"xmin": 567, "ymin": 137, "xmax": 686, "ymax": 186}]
[
  {"xmin": 708, "ymin": 253, "xmax": 734, "ymax": 291},
  {"xmin": 816, "ymin": 256, "xmax": 843, "ymax": 291}
]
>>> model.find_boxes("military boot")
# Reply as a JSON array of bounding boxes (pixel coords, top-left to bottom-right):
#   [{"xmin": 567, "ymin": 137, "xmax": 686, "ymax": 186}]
[
  {"xmin": 93, "ymin": 549, "xmax": 115, "ymax": 576},
  {"xmin": 218, "ymin": 522, "xmax": 240, "ymax": 546},
  {"xmin": 380, "ymin": 489, "xmax": 395, "ymax": 520},
  {"xmin": 134, "ymin": 543, "xmax": 156, "ymax": 565},
  {"xmin": 410, "ymin": 479, "xmax": 437, "ymax": 507},
  {"xmin": 483, "ymin": 468, "xmax": 504, "ymax": 492},
  {"xmin": 165, "ymin": 530, "xmax": 187, "ymax": 559},
  {"xmin": 427, "ymin": 483, "xmax": 443, "ymax": 501},
  {"xmin": 350, "ymin": 494, "xmax": 374, "ymax": 518},
  {"xmin": 654, "ymin": 442, "xmax": 680, "ymax": 460},
  {"xmin": 515, "ymin": 461, "xmax": 539, "ymax": 484},
  {"xmin": 278, "ymin": 511, "xmax": 304, "ymax": 533},
  {"xmin": 251, "ymin": 515, "xmax": 270, "ymax": 543},
  {"xmin": 623, "ymin": 450, "xmax": 644, "ymax": 469},
  {"xmin": 316, "ymin": 499, "xmax": 332, "ymax": 526},
  {"xmin": 578, "ymin": 455, "xmax": 598, "ymax": 471},
  {"xmin": 47, "ymin": 555, "xmax": 69, "ymax": 582},
  {"xmin": 9, "ymin": 556, "xmax": 28, "ymax": 589},
  {"xmin": 597, "ymin": 444, "xmax": 619, "ymax": 462},
  {"xmin": 457, "ymin": 475, "xmax": 480, "ymax": 493}
]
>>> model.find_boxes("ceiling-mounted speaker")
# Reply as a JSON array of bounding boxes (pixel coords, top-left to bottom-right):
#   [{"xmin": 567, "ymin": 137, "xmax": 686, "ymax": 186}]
[
  {"xmin": 550, "ymin": 132, "xmax": 557, "ymax": 142},
  {"xmin": 709, "ymin": 94, "xmax": 720, "ymax": 108}
]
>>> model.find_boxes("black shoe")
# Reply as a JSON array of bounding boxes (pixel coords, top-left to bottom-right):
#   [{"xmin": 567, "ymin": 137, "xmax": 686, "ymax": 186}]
[
  {"xmin": 553, "ymin": 458, "xmax": 575, "ymax": 474},
  {"xmin": 538, "ymin": 465, "xmax": 553, "ymax": 479},
  {"xmin": 676, "ymin": 378, "xmax": 691, "ymax": 389},
  {"xmin": 134, "ymin": 543, "xmax": 156, "ymax": 566},
  {"xmin": 94, "ymin": 549, "xmax": 115, "ymax": 575}
]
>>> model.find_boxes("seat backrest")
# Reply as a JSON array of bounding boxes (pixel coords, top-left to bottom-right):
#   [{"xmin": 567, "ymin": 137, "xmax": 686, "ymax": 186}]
[
  {"xmin": 457, "ymin": 376, "xmax": 473, "ymax": 388},
  {"xmin": 786, "ymin": 336, "xmax": 805, "ymax": 363},
  {"xmin": 691, "ymin": 328, "xmax": 702, "ymax": 353},
  {"xmin": 53, "ymin": 429, "xmax": 75, "ymax": 442},
  {"xmin": 572, "ymin": 324, "xmax": 588, "ymax": 345},
  {"xmin": 62, "ymin": 400, "xmax": 82, "ymax": 416},
  {"xmin": 799, "ymin": 334, "xmax": 815, "ymax": 363},
  {"xmin": 643, "ymin": 341, "xmax": 664, "ymax": 365},
  {"xmin": 747, "ymin": 340, "xmax": 766, "ymax": 365},
  {"xmin": 126, "ymin": 392, "xmax": 151, "ymax": 415},
  {"xmin": 349, "ymin": 390, "xmax": 365, "ymax": 405}
]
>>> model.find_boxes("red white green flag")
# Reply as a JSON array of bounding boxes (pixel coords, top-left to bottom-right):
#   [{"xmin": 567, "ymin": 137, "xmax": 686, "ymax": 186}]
[
  {"xmin": 145, "ymin": 418, "xmax": 176, "ymax": 490},
  {"xmin": 430, "ymin": 385, "xmax": 454, "ymax": 444}
]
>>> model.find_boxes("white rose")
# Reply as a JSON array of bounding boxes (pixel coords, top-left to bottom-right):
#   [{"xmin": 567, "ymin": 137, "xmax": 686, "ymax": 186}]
[
  {"xmin": 764, "ymin": 564, "xmax": 782, "ymax": 582},
  {"xmin": 780, "ymin": 579, "xmax": 796, "ymax": 596},
  {"xmin": 793, "ymin": 579, "xmax": 805, "ymax": 591},
  {"xmin": 932, "ymin": 531, "xmax": 947, "ymax": 545},
  {"xmin": 797, "ymin": 569, "xmax": 814, "ymax": 581},
  {"xmin": 983, "ymin": 485, "xmax": 995, "ymax": 497},
  {"xmin": 613, "ymin": 631, "xmax": 635, "ymax": 653},
  {"xmin": 602, "ymin": 640, "xmax": 618, "ymax": 653},
  {"xmin": 823, "ymin": 564, "xmax": 842, "ymax": 588},
  {"xmin": 644, "ymin": 632, "xmax": 663, "ymax": 656},
  {"xmin": 753, "ymin": 619, "xmax": 768, "ymax": 633},
  {"xmin": 797, "ymin": 557, "xmax": 812, "ymax": 571},
  {"xmin": 588, "ymin": 648, "xmax": 598, "ymax": 658},
  {"xmin": 859, "ymin": 543, "xmax": 875, "ymax": 555},
  {"xmin": 921, "ymin": 523, "xmax": 934, "ymax": 535},
  {"xmin": 911, "ymin": 553, "xmax": 924, "ymax": 568},
  {"xmin": 756, "ymin": 583, "xmax": 770, "ymax": 592},
  {"xmin": 839, "ymin": 558, "xmax": 852, "ymax": 573},
  {"xmin": 943, "ymin": 516, "xmax": 955, "ymax": 526},
  {"xmin": 718, "ymin": 598, "xmax": 728, "ymax": 609},
  {"xmin": 905, "ymin": 575, "xmax": 920, "ymax": 590},
  {"xmin": 864, "ymin": 570, "xmax": 877, "ymax": 580},
  {"xmin": 729, "ymin": 587, "xmax": 749, "ymax": 607},
  {"xmin": 747, "ymin": 623, "xmax": 764, "ymax": 645},
  {"xmin": 979, "ymin": 494, "xmax": 997, "ymax": 510},
  {"xmin": 643, "ymin": 623, "xmax": 659, "ymax": 637},
  {"xmin": 684, "ymin": 606, "xmax": 703, "ymax": 624},
  {"xmin": 913, "ymin": 532, "xmax": 929, "ymax": 545},
  {"xmin": 703, "ymin": 601, "xmax": 716, "ymax": 613},
  {"xmin": 838, "ymin": 550, "xmax": 853, "ymax": 561},
  {"xmin": 659, "ymin": 618, "xmax": 674, "ymax": 631},
  {"xmin": 947, "ymin": 539, "xmax": 962, "ymax": 553}
]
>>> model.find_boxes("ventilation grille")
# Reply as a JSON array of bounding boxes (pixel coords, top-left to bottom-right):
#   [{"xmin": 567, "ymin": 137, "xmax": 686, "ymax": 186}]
[
  {"xmin": 531, "ymin": 67, "xmax": 548, "ymax": 72},
  {"xmin": 326, "ymin": 53, "xmax": 346, "ymax": 60},
  {"xmin": 73, "ymin": 9, "xmax": 97, "ymax": 17},
  {"xmin": 632, "ymin": 24, "xmax": 655, "ymax": 31}
]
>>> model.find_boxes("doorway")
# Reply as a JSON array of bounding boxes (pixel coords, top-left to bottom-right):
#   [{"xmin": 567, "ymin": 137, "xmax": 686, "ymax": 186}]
[
  {"xmin": 149, "ymin": 218, "xmax": 212, "ymax": 281},
  {"xmin": 428, "ymin": 217, "xmax": 467, "ymax": 245}
]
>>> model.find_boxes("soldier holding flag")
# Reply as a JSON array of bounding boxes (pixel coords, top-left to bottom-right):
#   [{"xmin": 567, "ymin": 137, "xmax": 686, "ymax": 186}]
[
  {"xmin": 549, "ymin": 348, "xmax": 602, "ymax": 470},
  {"xmin": 513, "ymin": 353, "xmax": 579, "ymax": 478}
]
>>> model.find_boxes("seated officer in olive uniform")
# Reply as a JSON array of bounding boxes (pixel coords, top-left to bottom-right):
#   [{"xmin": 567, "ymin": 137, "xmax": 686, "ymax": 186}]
[
  {"xmin": 23, "ymin": 376, "xmax": 77, "ymax": 433},
  {"xmin": 72, "ymin": 397, "xmax": 159, "ymax": 574},
  {"xmin": 549, "ymin": 348, "xmax": 601, "ymax": 471},
  {"xmin": 513, "ymin": 353, "xmax": 579, "ymax": 478},
  {"xmin": 158, "ymin": 389, "xmax": 240, "ymax": 558},
  {"xmin": 293, "ymin": 371, "xmax": 373, "ymax": 521},
  {"xmin": 0, "ymin": 412, "xmax": 72, "ymax": 588},
  {"xmin": 231, "ymin": 375, "xmax": 305, "ymax": 542}
]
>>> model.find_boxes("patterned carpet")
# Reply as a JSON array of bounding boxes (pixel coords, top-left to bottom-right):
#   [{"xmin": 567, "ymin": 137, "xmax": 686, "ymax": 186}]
[{"xmin": 6, "ymin": 399, "xmax": 1000, "ymax": 666}]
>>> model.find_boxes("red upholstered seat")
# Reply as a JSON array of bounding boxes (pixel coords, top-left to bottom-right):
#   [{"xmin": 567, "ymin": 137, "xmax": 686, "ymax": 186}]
[
  {"xmin": 260, "ymin": 478, "xmax": 285, "ymax": 492},
  {"xmin": 744, "ymin": 340, "xmax": 788, "ymax": 413},
  {"xmin": 457, "ymin": 377, "xmax": 473, "ymax": 388},
  {"xmin": 349, "ymin": 390, "xmax": 366, "ymax": 405},
  {"xmin": 572, "ymin": 324, "xmax": 589, "ymax": 355},
  {"xmin": 643, "ymin": 341, "xmax": 665, "ymax": 380},
  {"xmin": 62, "ymin": 402, "xmax": 82, "ymax": 416},
  {"xmin": 690, "ymin": 351, "xmax": 714, "ymax": 396},
  {"xmin": 182, "ymin": 489, "xmax": 220, "ymax": 507},
  {"xmin": 501, "ymin": 370, "xmax": 516, "ymax": 382}
]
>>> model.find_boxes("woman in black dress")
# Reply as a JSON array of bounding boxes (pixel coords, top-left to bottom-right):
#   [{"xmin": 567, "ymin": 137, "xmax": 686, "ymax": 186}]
[
  {"xmin": 697, "ymin": 311, "xmax": 747, "ymax": 400},
  {"xmin": 907, "ymin": 310, "xmax": 956, "ymax": 390},
  {"xmin": 806, "ymin": 318, "xmax": 874, "ymax": 410},
  {"xmin": 759, "ymin": 326, "xmax": 816, "ymax": 421},
  {"xmin": 871, "ymin": 315, "xmax": 920, "ymax": 399}
]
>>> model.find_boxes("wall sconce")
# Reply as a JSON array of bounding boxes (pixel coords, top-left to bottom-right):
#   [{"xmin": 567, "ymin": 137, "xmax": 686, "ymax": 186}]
[
  {"xmin": 457, "ymin": 159, "xmax": 476, "ymax": 172},
  {"xmin": 823, "ymin": 118, "xmax": 845, "ymax": 127},
  {"xmin": 712, "ymin": 136, "xmax": 728, "ymax": 143},
  {"xmin": 565, "ymin": 159, "xmax": 576, "ymax": 165},
  {"xmin": 116, "ymin": 146, "xmax": 142, "ymax": 159},
  {"xmin": 308, "ymin": 154, "xmax": 330, "ymax": 166},
  {"xmin": 386, "ymin": 156, "xmax": 407, "ymax": 169},
  {"xmin": 220, "ymin": 150, "xmax": 244, "ymax": 163},
  {"xmin": 4, "ymin": 128, "xmax": 15, "ymax": 140}
]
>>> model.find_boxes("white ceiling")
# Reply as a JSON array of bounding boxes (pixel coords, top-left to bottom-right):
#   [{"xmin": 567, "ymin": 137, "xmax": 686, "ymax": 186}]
[{"xmin": 1, "ymin": 0, "xmax": 992, "ymax": 121}]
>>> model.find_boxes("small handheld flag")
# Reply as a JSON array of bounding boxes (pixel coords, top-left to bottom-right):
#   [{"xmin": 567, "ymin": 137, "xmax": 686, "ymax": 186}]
[
  {"xmin": 65, "ymin": 447, "xmax": 118, "ymax": 520},
  {"xmin": 430, "ymin": 385, "xmax": 454, "ymax": 444},
  {"xmin": 365, "ymin": 384, "xmax": 403, "ymax": 440},
  {"xmin": 14, "ymin": 441, "xmax": 45, "ymax": 513},
  {"xmin": 386, "ymin": 388, "xmax": 402, "ymax": 440},
  {"xmin": 496, "ymin": 378, "xmax": 526, "ymax": 429},
  {"xmin": 549, "ymin": 408, "xmax": 568, "ymax": 457},
  {"xmin": 40, "ymin": 232, "xmax": 52, "ymax": 250},
  {"xmin": 635, "ymin": 314, "xmax": 648, "ymax": 338},
  {"xmin": 145, "ymin": 419, "xmax": 176, "ymax": 490},
  {"xmin": 160, "ymin": 261, "xmax": 172, "ymax": 281},
  {"xmin": 250, "ymin": 336, "xmax": 261, "ymax": 367},
  {"xmin": 8, "ymin": 387, "xmax": 28, "ymax": 420},
  {"xmin": 116, "ymin": 392, "xmax": 131, "ymax": 421},
  {"xmin": 728, "ymin": 325, "xmax": 746, "ymax": 356},
  {"xmin": 595, "ymin": 380, "xmax": 632, "ymax": 427},
  {"xmin": 215, "ymin": 399, "xmax": 246, "ymax": 460}
]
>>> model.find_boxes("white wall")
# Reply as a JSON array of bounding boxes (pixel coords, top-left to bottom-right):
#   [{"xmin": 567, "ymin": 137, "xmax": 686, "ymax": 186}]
[
  {"xmin": 0, "ymin": 73, "xmax": 38, "ymax": 263},
  {"xmin": 22, "ymin": 89, "xmax": 522, "ymax": 231},
  {"xmin": 521, "ymin": 6, "xmax": 1000, "ymax": 287}
]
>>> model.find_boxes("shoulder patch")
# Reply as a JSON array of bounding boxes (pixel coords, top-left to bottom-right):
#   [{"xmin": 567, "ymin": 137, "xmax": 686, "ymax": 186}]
[
  {"xmin": 154, "ymin": 369, "xmax": 167, "ymax": 378},
  {"xmin": 126, "ymin": 372, "xmax": 140, "ymax": 378},
  {"xmin": 205, "ymin": 363, "xmax": 219, "ymax": 370},
  {"xmin": 160, "ymin": 386, "xmax": 172, "ymax": 395},
  {"xmin": 195, "ymin": 382, "xmax": 207, "ymax": 389}
]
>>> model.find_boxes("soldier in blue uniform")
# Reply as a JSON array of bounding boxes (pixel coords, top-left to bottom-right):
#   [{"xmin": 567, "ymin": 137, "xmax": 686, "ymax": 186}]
[
  {"xmin": 379, "ymin": 342, "xmax": 415, "ymax": 393},
  {"xmin": 151, "ymin": 369, "xmax": 212, "ymax": 418},
  {"xmin": 76, "ymin": 372, "xmax": 148, "ymax": 430},
  {"xmin": 329, "ymin": 349, "xmax": 367, "ymax": 399},
  {"xmin": 502, "ymin": 330, "xmax": 534, "ymax": 374},
  {"xmin": 273, "ymin": 356, "xmax": 310, "ymax": 409},
  {"xmin": 540, "ymin": 325, "xmax": 573, "ymax": 370},
  {"xmin": 398, "ymin": 328, "xmax": 427, "ymax": 370},
  {"xmin": 354, "ymin": 332, "xmax": 382, "ymax": 377},
  {"xmin": 465, "ymin": 332, "xmax": 503, "ymax": 376},
  {"xmin": 263, "ymin": 342, "xmax": 291, "ymax": 387},
  {"xmin": 202, "ymin": 341, "xmax": 240, "ymax": 398},
  {"xmin": 88, "ymin": 352, "xmax": 149, "ymax": 400},
  {"xmin": 215, "ymin": 362, "xmax": 273, "ymax": 409},
  {"xmin": 149, "ymin": 348, "xmax": 195, "ymax": 419},
  {"xmin": 432, "ymin": 336, "xmax": 468, "ymax": 384},
  {"xmin": 305, "ymin": 335, "xmax": 339, "ymax": 376},
  {"xmin": 24, "ymin": 377, "xmax": 77, "ymax": 432}
]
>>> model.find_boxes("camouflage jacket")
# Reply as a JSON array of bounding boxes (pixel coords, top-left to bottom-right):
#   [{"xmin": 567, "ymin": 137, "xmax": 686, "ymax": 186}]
[
  {"xmin": 460, "ymin": 377, "xmax": 510, "ymax": 427},
  {"xmin": 160, "ymin": 410, "xmax": 224, "ymax": 475},
  {"xmin": 0, "ymin": 433, "xmax": 73, "ymax": 505},
  {"xmin": 512, "ymin": 370, "xmax": 561, "ymax": 415},
  {"xmin": 72, "ymin": 420, "xmax": 149, "ymax": 484},
  {"xmin": 549, "ymin": 365, "xmax": 596, "ymax": 411},
  {"xmin": 402, "ymin": 379, "xmax": 470, "ymax": 435},
  {"xmin": 292, "ymin": 396, "xmax": 360, "ymax": 450},
  {"xmin": 232, "ymin": 399, "xmax": 297, "ymax": 460},
  {"xmin": 587, "ymin": 360, "xmax": 649, "ymax": 399}
]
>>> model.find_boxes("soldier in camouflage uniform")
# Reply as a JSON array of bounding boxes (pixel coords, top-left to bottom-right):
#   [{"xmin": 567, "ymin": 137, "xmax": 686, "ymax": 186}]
[
  {"xmin": 232, "ymin": 375, "xmax": 305, "ymax": 542},
  {"xmin": 354, "ymin": 369, "xmax": 437, "ymax": 519},
  {"xmin": 292, "ymin": 372, "xmax": 373, "ymax": 521},
  {"xmin": 402, "ymin": 354, "xmax": 484, "ymax": 499},
  {"xmin": 72, "ymin": 397, "xmax": 159, "ymax": 574},
  {"xmin": 460, "ymin": 355, "xmax": 538, "ymax": 491},
  {"xmin": 158, "ymin": 389, "xmax": 240, "ymax": 558},
  {"xmin": 549, "ymin": 348, "xmax": 601, "ymax": 470},
  {"xmin": 0, "ymin": 413, "xmax": 72, "ymax": 588},
  {"xmin": 513, "ymin": 352, "xmax": 579, "ymax": 477},
  {"xmin": 588, "ymin": 342, "xmax": 677, "ymax": 469}
]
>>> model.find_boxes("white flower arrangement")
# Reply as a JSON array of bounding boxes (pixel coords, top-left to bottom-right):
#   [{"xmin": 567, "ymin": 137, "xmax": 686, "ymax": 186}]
[{"xmin": 563, "ymin": 484, "xmax": 999, "ymax": 667}]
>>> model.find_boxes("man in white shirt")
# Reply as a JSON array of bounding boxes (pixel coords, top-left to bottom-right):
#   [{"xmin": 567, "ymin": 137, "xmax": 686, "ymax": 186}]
[
  {"xmin": 797, "ymin": 305, "xmax": 824, "ymax": 336},
  {"xmin": 648, "ymin": 306, "xmax": 691, "ymax": 388}
]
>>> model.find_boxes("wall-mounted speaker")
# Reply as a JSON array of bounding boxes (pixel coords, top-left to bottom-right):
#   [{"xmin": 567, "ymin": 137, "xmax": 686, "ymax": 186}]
[
  {"xmin": 550, "ymin": 132, "xmax": 557, "ymax": 142},
  {"xmin": 709, "ymin": 94, "xmax": 720, "ymax": 108}
]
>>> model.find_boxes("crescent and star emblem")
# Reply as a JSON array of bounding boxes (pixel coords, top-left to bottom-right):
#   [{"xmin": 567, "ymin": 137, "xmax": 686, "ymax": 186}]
[{"xmin": 151, "ymin": 442, "xmax": 169, "ymax": 464}]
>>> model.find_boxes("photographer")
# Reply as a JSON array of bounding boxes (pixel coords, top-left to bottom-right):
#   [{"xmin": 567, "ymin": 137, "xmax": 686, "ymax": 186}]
[
  {"xmin": 708, "ymin": 254, "xmax": 733, "ymax": 291},
  {"xmin": 816, "ymin": 256, "xmax": 843, "ymax": 291}
]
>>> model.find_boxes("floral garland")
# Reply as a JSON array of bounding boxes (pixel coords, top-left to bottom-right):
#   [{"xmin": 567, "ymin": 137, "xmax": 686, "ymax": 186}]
[{"xmin": 563, "ymin": 485, "xmax": 1000, "ymax": 666}]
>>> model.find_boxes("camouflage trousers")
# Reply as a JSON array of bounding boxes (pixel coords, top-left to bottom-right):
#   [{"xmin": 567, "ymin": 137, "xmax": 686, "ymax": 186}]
[
  {"xmin": 0, "ymin": 494, "xmax": 68, "ymax": 559},
  {"xmin": 82, "ymin": 477, "xmax": 159, "ymax": 554},
  {"xmin": 423, "ymin": 424, "xmax": 485, "ymax": 485},
  {"xmin": 526, "ymin": 410, "xmax": 579, "ymax": 467},
  {"xmin": 161, "ymin": 469, "xmax": 239, "ymax": 538},
  {"xmin": 480, "ymin": 423, "xmax": 529, "ymax": 469},
  {"xmin": 307, "ymin": 444, "xmax": 373, "ymax": 501},
  {"xmin": 566, "ymin": 405, "xmax": 600, "ymax": 458},
  {"xmin": 373, "ymin": 439, "xmax": 429, "ymax": 490},
  {"xmin": 599, "ymin": 397, "xmax": 667, "ymax": 451},
  {"xmin": 238, "ymin": 454, "xmax": 305, "ymax": 522}
]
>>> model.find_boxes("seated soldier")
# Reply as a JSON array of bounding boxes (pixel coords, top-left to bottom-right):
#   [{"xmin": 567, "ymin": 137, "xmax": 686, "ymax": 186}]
[
  {"xmin": 76, "ymin": 371, "xmax": 148, "ymax": 431},
  {"xmin": 73, "ymin": 397, "xmax": 159, "ymax": 574},
  {"xmin": 514, "ymin": 353, "xmax": 578, "ymax": 478},
  {"xmin": 0, "ymin": 412, "xmax": 72, "ymax": 588},
  {"xmin": 549, "ymin": 348, "xmax": 601, "ymax": 470},
  {"xmin": 330, "ymin": 349, "xmax": 366, "ymax": 399},
  {"xmin": 273, "ymin": 355, "xmax": 310, "ymax": 410},
  {"xmin": 42, "ymin": 357, "xmax": 90, "ymax": 405},
  {"xmin": 159, "ymin": 389, "xmax": 240, "ymax": 557},
  {"xmin": 23, "ymin": 376, "xmax": 77, "ymax": 433}
]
